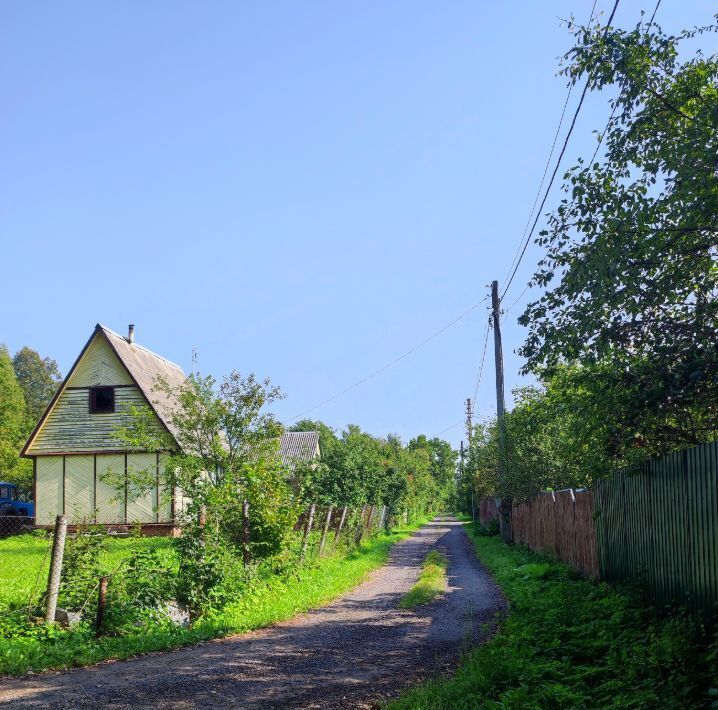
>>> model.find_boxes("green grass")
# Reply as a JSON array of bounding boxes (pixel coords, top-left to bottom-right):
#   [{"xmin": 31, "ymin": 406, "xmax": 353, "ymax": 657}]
[
  {"xmin": 400, "ymin": 550, "xmax": 448, "ymax": 609},
  {"xmin": 0, "ymin": 533, "xmax": 174, "ymax": 611},
  {"xmin": 389, "ymin": 524, "xmax": 718, "ymax": 709},
  {"xmin": 0, "ymin": 519, "xmax": 427, "ymax": 676}
]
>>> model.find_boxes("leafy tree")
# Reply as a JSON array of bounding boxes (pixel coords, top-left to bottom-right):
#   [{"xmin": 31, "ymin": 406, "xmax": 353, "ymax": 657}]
[
  {"xmin": 520, "ymin": 14, "xmax": 718, "ymax": 455},
  {"xmin": 112, "ymin": 371, "xmax": 295, "ymax": 614},
  {"xmin": 0, "ymin": 346, "xmax": 31, "ymax": 490},
  {"xmin": 12, "ymin": 347, "xmax": 62, "ymax": 428}
]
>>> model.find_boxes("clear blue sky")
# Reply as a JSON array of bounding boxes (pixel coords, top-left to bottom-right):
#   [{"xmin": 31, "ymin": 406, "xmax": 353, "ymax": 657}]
[{"xmin": 2, "ymin": 1, "xmax": 714, "ymax": 447}]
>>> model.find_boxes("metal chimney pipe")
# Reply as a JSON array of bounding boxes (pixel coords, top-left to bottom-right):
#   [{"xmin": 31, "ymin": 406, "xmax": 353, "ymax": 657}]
[{"xmin": 128, "ymin": 324, "xmax": 135, "ymax": 344}]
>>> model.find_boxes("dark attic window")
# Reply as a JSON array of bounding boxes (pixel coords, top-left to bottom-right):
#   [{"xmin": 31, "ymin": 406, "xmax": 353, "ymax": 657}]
[{"xmin": 89, "ymin": 386, "xmax": 115, "ymax": 414}]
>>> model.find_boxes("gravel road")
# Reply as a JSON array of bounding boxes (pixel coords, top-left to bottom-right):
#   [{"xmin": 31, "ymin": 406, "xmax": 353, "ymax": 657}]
[{"xmin": 0, "ymin": 517, "xmax": 504, "ymax": 709}]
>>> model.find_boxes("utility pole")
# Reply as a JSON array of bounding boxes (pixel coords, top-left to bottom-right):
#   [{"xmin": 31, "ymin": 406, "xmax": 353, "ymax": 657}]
[
  {"xmin": 465, "ymin": 397, "xmax": 473, "ymax": 447},
  {"xmin": 459, "ymin": 440, "xmax": 474, "ymax": 522},
  {"xmin": 492, "ymin": 280, "xmax": 512, "ymax": 543}
]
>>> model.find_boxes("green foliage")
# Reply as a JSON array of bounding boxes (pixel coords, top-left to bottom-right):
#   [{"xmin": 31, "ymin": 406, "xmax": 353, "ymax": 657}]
[
  {"xmin": 399, "ymin": 550, "xmax": 448, "ymax": 609},
  {"xmin": 520, "ymin": 13, "xmax": 718, "ymax": 455},
  {"xmin": 0, "ymin": 345, "xmax": 31, "ymax": 490},
  {"xmin": 12, "ymin": 347, "xmax": 62, "ymax": 427},
  {"xmin": 174, "ymin": 522, "xmax": 236, "ymax": 618},
  {"xmin": 459, "ymin": 362, "xmax": 676, "ymax": 504},
  {"xmin": 473, "ymin": 519, "xmax": 499, "ymax": 537},
  {"xmin": 0, "ymin": 520, "xmax": 425, "ymax": 675},
  {"xmin": 59, "ymin": 525, "xmax": 108, "ymax": 612},
  {"xmin": 390, "ymin": 527, "xmax": 718, "ymax": 709}
]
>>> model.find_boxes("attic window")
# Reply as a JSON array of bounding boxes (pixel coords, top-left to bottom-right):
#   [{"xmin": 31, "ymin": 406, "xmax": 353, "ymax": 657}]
[{"xmin": 89, "ymin": 387, "xmax": 115, "ymax": 413}]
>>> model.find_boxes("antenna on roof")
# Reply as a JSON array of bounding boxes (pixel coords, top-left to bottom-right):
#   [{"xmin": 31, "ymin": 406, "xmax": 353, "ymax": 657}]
[{"xmin": 191, "ymin": 347, "xmax": 198, "ymax": 375}]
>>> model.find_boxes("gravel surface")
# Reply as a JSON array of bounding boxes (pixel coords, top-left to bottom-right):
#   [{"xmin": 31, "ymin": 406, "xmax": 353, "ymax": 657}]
[{"xmin": 0, "ymin": 517, "xmax": 505, "ymax": 709}]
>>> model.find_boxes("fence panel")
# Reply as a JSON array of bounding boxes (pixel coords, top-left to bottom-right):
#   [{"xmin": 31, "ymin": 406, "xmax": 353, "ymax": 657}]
[
  {"xmin": 509, "ymin": 490, "xmax": 599, "ymax": 580},
  {"xmin": 478, "ymin": 498, "xmax": 499, "ymax": 527},
  {"xmin": 595, "ymin": 441, "xmax": 718, "ymax": 617}
]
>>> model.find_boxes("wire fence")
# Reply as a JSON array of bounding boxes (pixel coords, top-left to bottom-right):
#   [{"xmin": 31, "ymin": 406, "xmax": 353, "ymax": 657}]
[{"xmin": 0, "ymin": 515, "xmax": 35, "ymax": 539}]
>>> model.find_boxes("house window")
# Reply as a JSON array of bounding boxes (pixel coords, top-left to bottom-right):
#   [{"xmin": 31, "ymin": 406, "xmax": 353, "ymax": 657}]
[{"xmin": 90, "ymin": 387, "xmax": 115, "ymax": 413}]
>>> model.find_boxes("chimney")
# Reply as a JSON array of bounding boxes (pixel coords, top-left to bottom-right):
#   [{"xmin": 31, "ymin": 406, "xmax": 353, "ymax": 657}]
[{"xmin": 128, "ymin": 324, "xmax": 135, "ymax": 344}]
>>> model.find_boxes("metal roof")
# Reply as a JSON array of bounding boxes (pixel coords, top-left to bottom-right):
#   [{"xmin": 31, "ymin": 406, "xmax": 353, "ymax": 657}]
[
  {"xmin": 279, "ymin": 431, "xmax": 320, "ymax": 465},
  {"xmin": 100, "ymin": 325, "xmax": 186, "ymax": 444}
]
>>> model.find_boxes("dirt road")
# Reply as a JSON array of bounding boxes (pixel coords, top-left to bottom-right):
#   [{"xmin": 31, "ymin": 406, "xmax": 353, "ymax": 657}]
[{"xmin": 0, "ymin": 518, "xmax": 504, "ymax": 709}]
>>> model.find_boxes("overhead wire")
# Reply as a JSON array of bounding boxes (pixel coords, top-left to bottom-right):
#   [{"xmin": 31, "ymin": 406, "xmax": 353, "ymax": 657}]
[
  {"xmin": 501, "ymin": 0, "xmax": 621, "ymax": 301},
  {"xmin": 471, "ymin": 317, "xmax": 491, "ymax": 407},
  {"xmin": 287, "ymin": 295, "xmax": 489, "ymax": 422}
]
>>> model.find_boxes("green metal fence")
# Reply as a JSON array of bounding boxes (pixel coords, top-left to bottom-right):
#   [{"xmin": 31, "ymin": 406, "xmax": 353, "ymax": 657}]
[{"xmin": 594, "ymin": 441, "xmax": 718, "ymax": 618}]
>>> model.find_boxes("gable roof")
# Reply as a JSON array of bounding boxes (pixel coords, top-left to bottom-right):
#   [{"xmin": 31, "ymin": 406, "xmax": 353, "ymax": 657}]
[
  {"xmin": 279, "ymin": 431, "xmax": 320, "ymax": 465},
  {"xmin": 22, "ymin": 324, "xmax": 186, "ymax": 455},
  {"xmin": 99, "ymin": 326, "xmax": 185, "ymax": 443}
]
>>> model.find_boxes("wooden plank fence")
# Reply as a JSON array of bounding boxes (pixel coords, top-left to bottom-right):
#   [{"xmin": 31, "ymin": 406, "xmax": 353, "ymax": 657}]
[
  {"xmin": 510, "ymin": 489, "xmax": 599, "ymax": 580},
  {"xmin": 478, "ymin": 440, "xmax": 718, "ymax": 618},
  {"xmin": 595, "ymin": 441, "xmax": 718, "ymax": 617}
]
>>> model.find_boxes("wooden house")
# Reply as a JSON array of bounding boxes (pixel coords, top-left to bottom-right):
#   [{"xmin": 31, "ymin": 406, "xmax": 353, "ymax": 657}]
[
  {"xmin": 278, "ymin": 431, "xmax": 321, "ymax": 467},
  {"xmin": 22, "ymin": 324, "xmax": 186, "ymax": 527}
]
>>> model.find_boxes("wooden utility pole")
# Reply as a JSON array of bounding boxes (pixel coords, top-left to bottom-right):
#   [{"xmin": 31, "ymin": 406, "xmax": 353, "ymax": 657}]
[
  {"xmin": 460, "ymin": 440, "xmax": 474, "ymax": 522},
  {"xmin": 491, "ymin": 280, "xmax": 512, "ymax": 543},
  {"xmin": 465, "ymin": 398, "xmax": 474, "ymax": 447}
]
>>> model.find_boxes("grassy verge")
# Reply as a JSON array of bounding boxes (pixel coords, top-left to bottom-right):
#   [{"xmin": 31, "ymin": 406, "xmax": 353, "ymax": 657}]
[
  {"xmin": 390, "ymin": 524, "xmax": 717, "ymax": 709},
  {"xmin": 0, "ymin": 519, "xmax": 426, "ymax": 676},
  {"xmin": 400, "ymin": 550, "xmax": 448, "ymax": 609},
  {"xmin": 0, "ymin": 533, "xmax": 175, "ymax": 611}
]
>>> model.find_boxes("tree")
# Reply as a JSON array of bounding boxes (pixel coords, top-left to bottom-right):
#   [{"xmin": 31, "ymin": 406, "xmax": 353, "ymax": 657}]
[
  {"xmin": 0, "ymin": 346, "xmax": 31, "ymax": 490},
  {"xmin": 12, "ymin": 347, "xmax": 62, "ymax": 428},
  {"xmin": 520, "ymin": 14, "xmax": 718, "ymax": 456}
]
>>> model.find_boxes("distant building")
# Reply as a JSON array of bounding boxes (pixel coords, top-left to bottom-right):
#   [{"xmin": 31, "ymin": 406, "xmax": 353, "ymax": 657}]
[
  {"xmin": 23, "ymin": 325, "xmax": 322, "ymax": 527},
  {"xmin": 278, "ymin": 431, "xmax": 321, "ymax": 467},
  {"xmin": 23, "ymin": 324, "xmax": 186, "ymax": 526}
]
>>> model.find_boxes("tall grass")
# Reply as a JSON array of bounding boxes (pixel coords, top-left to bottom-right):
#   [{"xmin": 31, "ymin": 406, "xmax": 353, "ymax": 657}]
[
  {"xmin": 399, "ymin": 550, "xmax": 448, "ymax": 609},
  {"xmin": 390, "ymin": 524, "xmax": 717, "ymax": 709},
  {"xmin": 0, "ymin": 520, "xmax": 425, "ymax": 675}
]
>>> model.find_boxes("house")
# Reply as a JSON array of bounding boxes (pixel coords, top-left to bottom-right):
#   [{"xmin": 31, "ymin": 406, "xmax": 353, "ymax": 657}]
[
  {"xmin": 278, "ymin": 431, "xmax": 321, "ymax": 467},
  {"xmin": 23, "ymin": 324, "xmax": 186, "ymax": 527}
]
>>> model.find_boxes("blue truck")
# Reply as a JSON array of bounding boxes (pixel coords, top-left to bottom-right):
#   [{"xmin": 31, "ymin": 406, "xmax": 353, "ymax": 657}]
[{"xmin": 0, "ymin": 482, "xmax": 34, "ymax": 519}]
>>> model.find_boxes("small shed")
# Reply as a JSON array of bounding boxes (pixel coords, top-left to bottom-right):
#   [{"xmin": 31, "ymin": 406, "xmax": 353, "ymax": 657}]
[{"xmin": 23, "ymin": 324, "xmax": 186, "ymax": 527}]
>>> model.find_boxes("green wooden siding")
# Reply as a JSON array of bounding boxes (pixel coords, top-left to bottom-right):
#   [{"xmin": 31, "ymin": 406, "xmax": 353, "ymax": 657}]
[
  {"xmin": 36, "ymin": 453, "xmax": 173, "ymax": 524},
  {"xmin": 27, "ymin": 386, "xmax": 153, "ymax": 453},
  {"xmin": 595, "ymin": 441, "xmax": 718, "ymax": 618},
  {"xmin": 67, "ymin": 335, "xmax": 133, "ymax": 387}
]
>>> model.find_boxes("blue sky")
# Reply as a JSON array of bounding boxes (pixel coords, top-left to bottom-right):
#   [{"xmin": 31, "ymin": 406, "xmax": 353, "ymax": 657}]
[{"xmin": 2, "ymin": 1, "xmax": 715, "ymax": 447}]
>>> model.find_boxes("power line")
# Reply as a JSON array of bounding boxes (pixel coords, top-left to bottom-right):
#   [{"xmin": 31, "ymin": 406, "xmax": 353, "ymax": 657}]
[
  {"xmin": 287, "ymin": 296, "xmax": 489, "ymax": 422},
  {"xmin": 431, "ymin": 421, "xmax": 462, "ymax": 438},
  {"xmin": 501, "ymin": 0, "xmax": 621, "ymax": 301},
  {"xmin": 472, "ymin": 317, "xmax": 491, "ymax": 406},
  {"xmin": 587, "ymin": 0, "xmax": 662, "ymax": 170},
  {"xmin": 501, "ymin": 0, "xmax": 600, "ymax": 290}
]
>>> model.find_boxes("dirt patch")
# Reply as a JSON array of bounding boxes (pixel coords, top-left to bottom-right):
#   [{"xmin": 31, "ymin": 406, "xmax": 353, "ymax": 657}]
[{"xmin": 0, "ymin": 518, "xmax": 505, "ymax": 708}]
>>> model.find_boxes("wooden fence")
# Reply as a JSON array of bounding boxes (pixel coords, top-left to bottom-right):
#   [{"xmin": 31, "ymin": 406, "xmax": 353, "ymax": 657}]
[
  {"xmin": 478, "ymin": 441, "xmax": 718, "ymax": 618},
  {"xmin": 510, "ymin": 489, "xmax": 599, "ymax": 579},
  {"xmin": 595, "ymin": 442, "xmax": 718, "ymax": 617},
  {"xmin": 478, "ymin": 497, "xmax": 499, "ymax": 527}
]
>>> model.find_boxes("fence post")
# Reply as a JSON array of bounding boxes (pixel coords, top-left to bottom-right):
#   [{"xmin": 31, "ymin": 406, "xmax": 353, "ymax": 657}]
[
  {"xmin": 333, "ymin": 506, "xmax": 348, "ymax": 548},
  {"xmin": 95, "ymin": 576, "xmax": 108, "ymax": 636},
  {"xmin": 318, "ymin": 506, "xmax": 333, "ymax": 556},
  {"xmin": 242, "ymin": 499, "xmax": 251, "ymax": 567},
  {"xmin": 301, "ymin": 503, "xmax": 316, "ymax": 559},
  {"xmin": 44, "ymin": 514, "xmax": 68, "ymax": 624},
  {"xmin": 364, "ymin": 505, "xmax": 375, "ymax": 535}
]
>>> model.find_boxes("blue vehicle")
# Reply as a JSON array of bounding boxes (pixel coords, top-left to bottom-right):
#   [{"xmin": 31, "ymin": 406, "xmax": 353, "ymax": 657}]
[{"xmin": 0, "ymin": 482, "xmax": 34, "ymax": 519}]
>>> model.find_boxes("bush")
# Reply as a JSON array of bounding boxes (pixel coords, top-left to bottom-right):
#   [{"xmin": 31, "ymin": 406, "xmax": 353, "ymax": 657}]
[{"xmin": 473, "ymin": 518, "xmax": 499, "ymax": 537}]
